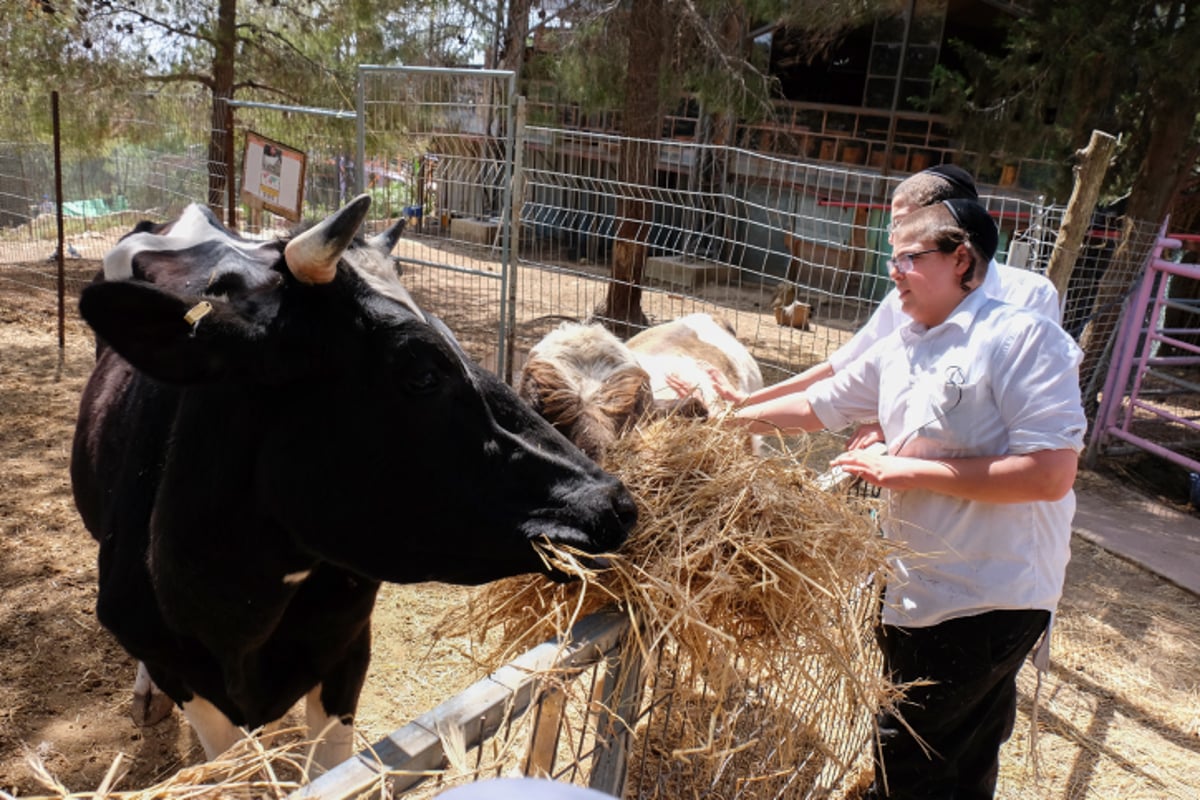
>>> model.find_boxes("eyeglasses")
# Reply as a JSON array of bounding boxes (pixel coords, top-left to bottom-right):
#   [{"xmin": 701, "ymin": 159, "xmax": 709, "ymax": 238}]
[{"xmin": 887, "ymin": 247, "xmax": 942, "ymax": 276}]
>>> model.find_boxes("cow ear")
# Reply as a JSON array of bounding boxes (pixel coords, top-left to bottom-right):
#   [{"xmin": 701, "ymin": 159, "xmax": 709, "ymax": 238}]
[{"xmin": 79, "ymin": 280, "xmax": 260, "ymax": 385}]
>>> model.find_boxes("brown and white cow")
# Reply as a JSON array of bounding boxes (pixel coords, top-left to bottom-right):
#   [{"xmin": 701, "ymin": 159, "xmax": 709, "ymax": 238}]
[
  {"xmin": 71, "ymin": 195, "xmax": 636, "ymax": 771},
  {"xmin": 517, "ymin": 313, "xmax": 764, "ymax": 460}
]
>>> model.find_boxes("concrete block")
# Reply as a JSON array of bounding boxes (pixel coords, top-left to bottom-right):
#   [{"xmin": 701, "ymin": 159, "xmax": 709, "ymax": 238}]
[
  {"xmin": 644, "ymin": 255, "xmax": 730, "ymax": 290},
  {"xmin": 451, "ymin": 217, "xmax": 500, "ymax": 246}
]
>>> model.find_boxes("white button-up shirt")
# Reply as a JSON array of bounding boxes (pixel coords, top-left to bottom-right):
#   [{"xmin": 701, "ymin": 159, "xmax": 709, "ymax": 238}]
[
  {"xmin": 829, "ymin": 261, "xmax": 1061, "ymax": 373},
  {"xmin": 807, "ymin": 289, "xmax": 1087, "ymax": 628}
]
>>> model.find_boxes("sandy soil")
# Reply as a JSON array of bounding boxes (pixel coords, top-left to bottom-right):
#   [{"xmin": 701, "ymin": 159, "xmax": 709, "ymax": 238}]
[{"xmin": 2, "ymin": 259, "xmax": 1198, "ymax": 798}]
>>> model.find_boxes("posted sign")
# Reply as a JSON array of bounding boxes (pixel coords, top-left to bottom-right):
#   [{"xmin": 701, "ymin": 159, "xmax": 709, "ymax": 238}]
[{"xmin": 241, "ymin": 132, "xmax": 306, "ymax": 221}]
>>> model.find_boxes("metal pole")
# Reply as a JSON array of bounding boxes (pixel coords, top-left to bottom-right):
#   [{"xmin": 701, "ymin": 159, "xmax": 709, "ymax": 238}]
[
  {"xmin": 52, "ymin": 91, "xmax": 65, "ymax": 352},
  {"xmin": 503, "ymin": 94, "xmax": 527, "ymax": 384},
  {"xmin": 497, "ymin": 74, "xmax": 518, "ymax": 382},
  {"xmin": 356, "ymin": 67, "xmax": 367, "ymax": 197},
  {"xmin": 225, "ymin": 97, "xmax": 237, "ymax": 228}
]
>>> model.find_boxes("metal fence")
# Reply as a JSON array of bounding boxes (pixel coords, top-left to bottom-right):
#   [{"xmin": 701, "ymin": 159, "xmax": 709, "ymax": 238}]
[
  {"xmin": 297, "ymin": 586, "xmax": 882, "ymax": 799},
  {"xmin": 0, "ymin": 73, "xmax": 1176, "ymax": 464},
  {"xmin": 357, "ymin": 65, "xmax": 518, "ymax": 374},
  {"xmin": 0, "ymin": 72, "xmax": 1176, "ymax": 464},
  {"xmin": 0, "ymin": 79, "xmax": 1160, "ymax": 396}
]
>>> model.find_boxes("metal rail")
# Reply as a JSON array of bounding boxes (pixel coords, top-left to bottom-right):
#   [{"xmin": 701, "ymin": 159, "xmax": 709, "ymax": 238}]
[{"xmin": 292, "ymin": 610, "xmax": 632, "ymax": 799}]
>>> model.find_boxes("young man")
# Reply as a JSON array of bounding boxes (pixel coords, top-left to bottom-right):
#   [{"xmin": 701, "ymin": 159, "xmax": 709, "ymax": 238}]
[
  {"xmin": 735, "ymin": 166, "xmax": 1060, "ymax": 443},
  {"xmin": 715, "ymin": 199, "xmax": 1086, "ymax": 798}
]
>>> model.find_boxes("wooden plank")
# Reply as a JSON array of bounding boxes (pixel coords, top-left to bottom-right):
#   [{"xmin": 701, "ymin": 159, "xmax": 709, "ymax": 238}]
[
  {"xmin": 292, "ymin": 610, "xmax": 630, "ymax": 799},
  {"xmin": 1046, "ymin": 129, "xmax": 1118, "ymax": 299},
  {"xmin": 588, "ymin": 645, "xmax": 645, "ymax": 796},
  {"xmin": 524, "ymin": 685, "xmax": 567, "ymax": 777}
]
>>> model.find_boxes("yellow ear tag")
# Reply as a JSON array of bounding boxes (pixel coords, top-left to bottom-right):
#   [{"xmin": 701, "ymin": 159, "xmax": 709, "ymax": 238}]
[{"xmin": 184, "ymin": 301, "xmax": 213, "ymax": 326}]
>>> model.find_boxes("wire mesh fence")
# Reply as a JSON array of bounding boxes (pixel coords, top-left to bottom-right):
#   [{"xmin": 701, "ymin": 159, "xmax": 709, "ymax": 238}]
[
  {"xmin": 0, "ymin": 81, "xmax": 1161, "ymax": 389},
  {"xmin": 511, "ymin": 127, "xmax": 1159, "ymax": 400},
  {"xmin": 228, "ymin": 99, "xmax": 359, "ymax": 231},
  {"xmin": 357, "ymin": 65, "xmax": 518, "ymax": 373},
  {"xmin": 302, "ymin": 583, "xmax": 882, "ymax": 800},
  {"xmin": 0, "ymin": 76, "xmax": 1178, "ymax": 462}
]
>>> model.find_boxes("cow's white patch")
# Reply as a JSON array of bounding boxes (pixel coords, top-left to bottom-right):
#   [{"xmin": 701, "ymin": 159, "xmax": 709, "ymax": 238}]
[
  {"xmin": 305, "ymin": 685, "xmax": 354, "ymax": 770},
  {"xmin": 671, "ymin": 313, "xmax": 763, "ymax": 399},
  {"xmin": 102, "ymin": 204, "xmax": 277, "ymax": 281},
  {"xmin": 133, "ymin": 660, "xmax": 154, "ymax": 695},
  {"xmin": 283, "ymin": 569, "xmax": 312, "ymax": 585},
  {"xmin": 182, "ymin": 694, "xmax": 245, "ymax": 760}
]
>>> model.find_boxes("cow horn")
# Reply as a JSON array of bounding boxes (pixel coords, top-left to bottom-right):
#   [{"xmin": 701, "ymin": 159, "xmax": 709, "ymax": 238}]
[
  {"xmin": 284, "ymin": 194, "xmax": 373, "ymax": 284},
  {"xmin": 367, "ymin": 216, "xmax": 406, "ymax": 255}
]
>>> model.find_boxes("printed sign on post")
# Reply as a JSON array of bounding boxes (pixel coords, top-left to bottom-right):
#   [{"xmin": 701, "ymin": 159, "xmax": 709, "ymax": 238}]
[{"xmin": 241, "ymin": 132, "xmax": 306, "ymax": 222}]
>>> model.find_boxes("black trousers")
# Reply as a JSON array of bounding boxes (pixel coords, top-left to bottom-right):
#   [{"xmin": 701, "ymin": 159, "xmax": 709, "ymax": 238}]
[{"xmin": 869, "ymin": 608, "xmax": 1051, "ymax": 800}]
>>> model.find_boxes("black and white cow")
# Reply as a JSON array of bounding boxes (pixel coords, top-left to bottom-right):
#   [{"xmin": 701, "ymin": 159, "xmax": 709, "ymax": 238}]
[{"xmin": 70, "ymin": 195, "xmax": 636, "ymax": 770}]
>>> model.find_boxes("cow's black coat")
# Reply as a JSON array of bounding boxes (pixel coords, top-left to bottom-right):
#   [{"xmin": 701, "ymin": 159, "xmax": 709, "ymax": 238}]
[{"xmin": 70, "ymin": 197, "xmax": 635, "ymax": 744}]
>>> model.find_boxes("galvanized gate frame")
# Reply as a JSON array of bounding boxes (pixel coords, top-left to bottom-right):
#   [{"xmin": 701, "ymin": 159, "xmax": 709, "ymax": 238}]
[
  {"xmin": 292, "ymin": 610, "xmax": 635, "ymax": 799},
  {"xmin": 356, "ymin": 65, "xmax": 519, "ymax": 380}
]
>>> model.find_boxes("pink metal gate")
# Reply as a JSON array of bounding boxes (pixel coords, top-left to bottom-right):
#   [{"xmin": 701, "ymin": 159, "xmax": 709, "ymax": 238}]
[{"xmin": 1089, "ymin": 228, "xmax": 1200, "ymax": 483}]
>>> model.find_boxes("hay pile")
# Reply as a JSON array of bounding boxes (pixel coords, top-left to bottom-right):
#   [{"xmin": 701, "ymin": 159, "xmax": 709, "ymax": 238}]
[
  {"xmin": 21, "ymin": 727, "xmax": 323, "ymax": 799},
  {"xmin": 447, "ymin": 417, "xmax": 900, "ymax": 798}
]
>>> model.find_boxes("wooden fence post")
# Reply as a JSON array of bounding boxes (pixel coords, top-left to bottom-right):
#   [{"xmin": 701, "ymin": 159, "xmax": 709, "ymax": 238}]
[{"xmin": 1046, "ymin": 130, "xmax": 1119, "ymax": 300}]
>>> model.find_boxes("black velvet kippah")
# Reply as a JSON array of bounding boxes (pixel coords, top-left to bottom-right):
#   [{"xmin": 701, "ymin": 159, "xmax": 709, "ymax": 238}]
[
  {"xmin": 924, "ymin": 164, "xmax": 979, "ymax": 201},
  {"xmin": 942, "ymin": 198, "xmax": 998, "ymax": 263}
]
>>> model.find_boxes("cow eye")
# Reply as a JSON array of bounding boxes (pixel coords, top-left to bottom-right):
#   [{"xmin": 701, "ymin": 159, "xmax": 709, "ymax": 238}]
[{"xmin": 406, "ymin": 369, "xmax": 439, "ymax": 395}]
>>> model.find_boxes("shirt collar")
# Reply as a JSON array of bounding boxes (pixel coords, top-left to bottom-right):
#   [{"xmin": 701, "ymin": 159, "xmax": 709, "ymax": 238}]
[
  {"xmin": 902, "ymin": 286, "xmax": 992, "ymax": 339},
  {"xmin": 979, "ymin": 257, "xmax": 1001, "ymax": 297}
]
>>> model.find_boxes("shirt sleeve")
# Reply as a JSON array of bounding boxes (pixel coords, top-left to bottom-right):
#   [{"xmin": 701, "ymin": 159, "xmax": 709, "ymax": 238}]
[
  {"xmin": 828, "ymin": 290, "xmax": 905, "ymax": 372},
  {"xmin": 806, "ymin": 340, "xmax": 884, "ymax": 431},
  {"xmin": 997, "ymin": 266, "xmax": 1062, "ymax": 325},
  {"xmin": 991, "ymin": 315, "xmax": 1087, "ymax": 454},
  {"xmin": 1029, "ymin": 280, "xmax": 1062, "ymax": 325}
]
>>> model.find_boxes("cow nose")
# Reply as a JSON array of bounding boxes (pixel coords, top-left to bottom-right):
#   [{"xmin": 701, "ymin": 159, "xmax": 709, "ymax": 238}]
[{"xmin": 607, "ymin": 481, "xmax": 639, "ymax": 543}]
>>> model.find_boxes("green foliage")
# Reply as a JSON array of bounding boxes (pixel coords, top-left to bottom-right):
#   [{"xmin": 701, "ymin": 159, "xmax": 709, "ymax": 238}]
[
  {"xmin": 925, "ymin": 0, "xmax": 1200, "ymax": 201},
  {"xmin": 530, "ymin": 0, "xmax": 899, "ymax": 131}
]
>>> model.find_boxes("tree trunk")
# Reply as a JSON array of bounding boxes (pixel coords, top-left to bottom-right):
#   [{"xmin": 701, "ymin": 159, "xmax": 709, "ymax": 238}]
[
  {"xmin": 688, "ymin": 5, "xmax": 745, "ymax": 265},
  {"xmin": 500, "ymin": 0, "xmax": 532, "ymax": 80},
  {"xmin": 207, "ymin": 0, "xmax": 238, "ymax": 215},
  {"xmin": 599, "ymin": 0, "xmax": 667, "ymax": 337},
  {"xmin": 1079, "ymin": 92, "xmax": 1199, "ymax": 407}
]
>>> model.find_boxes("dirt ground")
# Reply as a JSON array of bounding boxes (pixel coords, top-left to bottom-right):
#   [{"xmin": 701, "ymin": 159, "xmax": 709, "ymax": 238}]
[{"xmin": 2, "ymin": 261, "xmax": 1199, "ymax": 798}]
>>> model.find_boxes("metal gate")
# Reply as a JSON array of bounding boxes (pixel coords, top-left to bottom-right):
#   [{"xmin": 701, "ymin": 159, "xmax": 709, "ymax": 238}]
[
  {"xmin": 227, "ymin": 67, "xmax": 520, "ymax": 377},
  {"xmin": 357, "ymin": 65, "xmax": 518, "ymax": 378},
  {"xmin": 1089, "ymin": 229, "xmax": 1200, "ymax": 477}
]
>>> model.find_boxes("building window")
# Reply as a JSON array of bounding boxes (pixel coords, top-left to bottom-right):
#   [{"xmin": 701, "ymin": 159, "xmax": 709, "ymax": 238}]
[{"xmin": 864, "ymin": 1, "xmax": 947, "ymax": 111}]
